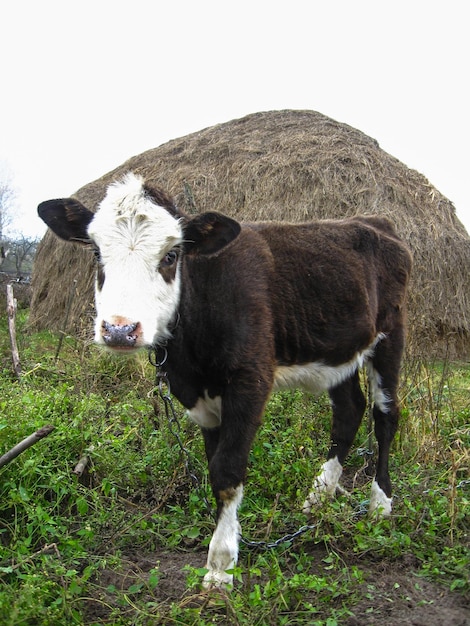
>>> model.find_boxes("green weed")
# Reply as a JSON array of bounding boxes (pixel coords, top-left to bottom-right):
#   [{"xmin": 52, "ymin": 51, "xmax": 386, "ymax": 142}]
[{"xmin": 0, "ymin": 312, "xmax": 469, "ymax": 624}]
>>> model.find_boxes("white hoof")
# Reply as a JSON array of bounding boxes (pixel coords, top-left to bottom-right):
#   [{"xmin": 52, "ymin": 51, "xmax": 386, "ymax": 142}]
[
  {"xmin": 202, "ymin": 569, "xmax": 234, "ymax": 590},
  {"xmin": 302, "ymin": 457, "xmax": 343, "ymax": 515},
  {"xmin": 202, "ymin": 484, "xmax": 242, "ymax": 590},
  {"xmin": 369, "ymin": 480, "xmax": 392, "ymax": 517},
  {"xmin": 302, "ymin": 490, "xmax": 326, "ymax": 515}
]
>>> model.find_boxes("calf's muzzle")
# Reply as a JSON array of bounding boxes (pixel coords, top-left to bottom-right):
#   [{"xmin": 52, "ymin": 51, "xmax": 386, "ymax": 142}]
[{"xmin": 101, "ymin": 320, "xmax": 141, "ymax": 349}]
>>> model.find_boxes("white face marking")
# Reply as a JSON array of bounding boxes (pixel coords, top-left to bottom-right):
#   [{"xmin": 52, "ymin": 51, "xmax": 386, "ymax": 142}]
[
  {"xmin": 302, "ymin": 456, "xmax": 343, "ymax": 515},
  {"xmin": 369, "ymin": 479, "xmax": 392, "ymax": 516},
  {"xmin": 188, "ymin": 392, "xmax": 222, "ymax": 429},
  {"xmin": 88, "ymin": 173, "xmax": 183, "ymax": 348},
  {"xmin": 203, "ymin": 484, "xmax": 243, "ymax": 589},
  {"xmin": 274, "ymin": 333, "xmax": 386, "ymax": 393}
]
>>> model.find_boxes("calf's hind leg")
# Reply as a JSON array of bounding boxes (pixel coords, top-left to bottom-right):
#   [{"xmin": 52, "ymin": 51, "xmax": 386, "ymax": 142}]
[
  {"xmin": 303, "ymin": 371, "xmax": 366, "ymax": 514},
  {"xmin": 367, "ymin": 328, "xmax": 405, "ymax": 516}
]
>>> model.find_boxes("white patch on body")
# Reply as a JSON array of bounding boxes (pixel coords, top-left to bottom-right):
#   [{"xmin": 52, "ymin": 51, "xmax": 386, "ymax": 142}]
[
  {"xmin": 88, "ymin": 173, "xmax": 183, "ymax": 347},
  {"xmin": 369, "ymin": 479, "xmax": 392, "ymax": 516},
  {"xmin": 203, "ymin": 484, "xmax": 243, "ymax": 589},
  {"xmin": 188, "ymin": 392, "xmax": 222, "ymax": 429},
  {"xmin": 274, "ymin": 333, "xmax": 386, "ymax": 394},
  {"xmin": 302, "ymin": 456, "xmax": 343, "ymax": 514},
  {"xmin": 366, "ymin": 363, "xmax": 391, "ymax": 412}
]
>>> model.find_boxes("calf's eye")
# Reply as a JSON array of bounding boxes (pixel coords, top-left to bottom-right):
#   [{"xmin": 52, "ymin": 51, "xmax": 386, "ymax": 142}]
[{"xmin": 161, "ymin": 249, "xmax": 178, "ymax": 268}]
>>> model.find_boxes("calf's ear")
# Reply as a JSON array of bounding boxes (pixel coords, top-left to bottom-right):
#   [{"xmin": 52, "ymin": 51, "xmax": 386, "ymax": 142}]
[
  {"xmin": 184, "ymin": 212, "xmax": 241, "ymax": 256},
  {"xmin": 38, "ymin": 198, "xmax": 95, "ymax": 244}
]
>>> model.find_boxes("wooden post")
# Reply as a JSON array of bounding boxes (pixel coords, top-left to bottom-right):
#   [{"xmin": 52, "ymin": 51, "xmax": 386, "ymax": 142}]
[{"xmin": 6, "ymin": 283, "xmax": 22, "ymax": 379}]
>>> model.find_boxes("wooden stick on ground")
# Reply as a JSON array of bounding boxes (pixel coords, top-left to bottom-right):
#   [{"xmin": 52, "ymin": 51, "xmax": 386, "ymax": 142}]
[
  {"xmin": 0, "ymin": 425, "xmax": 55, "ymax": 469},
  {"xmin": 7, "ymin": 543, "xmax": 60, "ymax": 572},
  {"xmin": 73, "ymin": 445, "xmax": 95, "ymax": 476}
]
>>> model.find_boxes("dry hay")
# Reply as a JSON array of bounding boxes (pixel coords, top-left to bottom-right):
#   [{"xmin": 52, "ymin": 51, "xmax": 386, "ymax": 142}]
[{"xmin": 30, "ymin": 110, "xmax": 470, "ymax": 358}]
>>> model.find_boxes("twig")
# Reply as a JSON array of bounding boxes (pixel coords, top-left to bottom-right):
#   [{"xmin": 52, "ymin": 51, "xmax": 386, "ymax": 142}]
[
  {"xmin": 265, "ymin": 493, "xmax": 281, "ymax": 541},
  {"xmin": 0, "ymin": 425, "xmax": 55, "ymax": 469},
  {"xmin": 7, "ymin": 543, "xmax": 60, "ymax": 572},
  {"xmin": 73, "ymin": 445, "xmax": 95, "ymax": 476},
  {"xmin": 6, "ymin": 284, "xmax": 21, "ymax": 379}
]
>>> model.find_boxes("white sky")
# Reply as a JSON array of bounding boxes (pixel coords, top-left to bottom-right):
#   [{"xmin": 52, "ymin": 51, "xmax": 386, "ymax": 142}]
[{"xmin": 1, "ymin": 0, "xmax": 469, "ymax": 237}]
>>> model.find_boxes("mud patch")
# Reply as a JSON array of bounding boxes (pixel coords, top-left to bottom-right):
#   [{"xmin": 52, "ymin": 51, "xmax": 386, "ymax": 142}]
[
  {"xmin": 345, "ymin": 559, "xmax": 469, "ymax": 625},
  {"xmin": 83, "ymin": 546, "xmax": 469, "ymax": 625}
]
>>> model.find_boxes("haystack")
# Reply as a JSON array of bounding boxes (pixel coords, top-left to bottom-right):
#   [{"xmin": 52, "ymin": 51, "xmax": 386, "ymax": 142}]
[{"xmin": 30, "ymin": 110, "xmax": 470, "ymax": 358}]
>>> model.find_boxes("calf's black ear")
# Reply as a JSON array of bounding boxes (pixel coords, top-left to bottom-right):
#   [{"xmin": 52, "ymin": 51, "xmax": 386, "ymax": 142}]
[
  {"xmin": 183, "ymin": 212, "xmax": 241, "ymax": 256},
  {"xmin": 38, "ymin": 198, "xmax": 94, "ymax": 244}
]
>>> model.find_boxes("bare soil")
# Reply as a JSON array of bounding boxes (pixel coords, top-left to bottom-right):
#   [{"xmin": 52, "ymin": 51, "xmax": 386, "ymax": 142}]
[{"xmin": 83, "ymin": 543, "xmax": 470, "ymax": 625}]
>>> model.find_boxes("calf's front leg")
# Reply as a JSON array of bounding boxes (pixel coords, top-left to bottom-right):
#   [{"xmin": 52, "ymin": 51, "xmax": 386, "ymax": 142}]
[{"xmin": 197, "ymin": 390, "xmax": 265, "ymax": 588}]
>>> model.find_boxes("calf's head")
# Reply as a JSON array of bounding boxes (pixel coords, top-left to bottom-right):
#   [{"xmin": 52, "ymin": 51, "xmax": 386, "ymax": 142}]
[{"xmin": 38, "ymin": 173, "xmax": 240, "ymax": 352}]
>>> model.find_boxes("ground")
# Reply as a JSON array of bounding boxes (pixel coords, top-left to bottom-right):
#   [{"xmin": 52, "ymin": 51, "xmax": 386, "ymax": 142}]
[{"xmin": 83, "ymin": 543, "xmax": 470, "ymax": 625}]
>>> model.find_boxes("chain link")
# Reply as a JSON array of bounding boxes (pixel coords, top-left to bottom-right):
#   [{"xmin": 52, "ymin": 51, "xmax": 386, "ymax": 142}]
[
  {"xmin": 148, "ymin": 346, "xmax": 321, "ymax": 550},
  {"xmin": 240, "ymin": 523, "xmax": 319, "ymax": 550},
  {"xmin": 148, "ymin": 347, "xmax": 470, "ymax": 550},
  {"xmin": 149, "ymin": 346, "xmax": 213, "ymax": 518},
  {"xmin": 422, "ymin": 478, "xmax": 470, "ymax": 495}
]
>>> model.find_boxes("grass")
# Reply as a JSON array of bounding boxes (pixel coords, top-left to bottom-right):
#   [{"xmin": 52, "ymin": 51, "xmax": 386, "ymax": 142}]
[{"xmin": 0, "ymin": 309, "xmax": 469, "ymax": 624}]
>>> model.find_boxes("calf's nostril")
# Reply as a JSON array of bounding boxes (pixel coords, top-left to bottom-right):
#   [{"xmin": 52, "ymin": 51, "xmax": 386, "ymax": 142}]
[{"xmin": 101, "ymin": 321, "xmax": 139, "ymax": 347}]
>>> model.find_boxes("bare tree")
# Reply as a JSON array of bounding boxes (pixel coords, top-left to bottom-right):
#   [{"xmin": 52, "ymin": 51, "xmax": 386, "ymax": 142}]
[
  {"xmin": 0, "ymin": 161, "xmax": 19, "ymax": 267},
  {"xmin": 0, "ymin": 164, "xmax": 17, "ymax": 239},
  {"xmin": 0, "ymin": 234, "xmax": 38, "ymax": 277},
  {"xmin": 7, "ymin": 235, "xmax": 38, "ymax": 278}
]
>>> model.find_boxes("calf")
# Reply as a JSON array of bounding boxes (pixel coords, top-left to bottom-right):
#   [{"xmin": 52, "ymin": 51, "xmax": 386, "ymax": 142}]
[{"xmin": 38, "ymin": 173, "xmax": 412, "ymax": 587}]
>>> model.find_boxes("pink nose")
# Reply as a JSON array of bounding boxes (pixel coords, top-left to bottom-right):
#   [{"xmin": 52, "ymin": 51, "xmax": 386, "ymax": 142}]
[{"xmin": 101, "ymin": 320, "xmax": 141, "ymax": 348}]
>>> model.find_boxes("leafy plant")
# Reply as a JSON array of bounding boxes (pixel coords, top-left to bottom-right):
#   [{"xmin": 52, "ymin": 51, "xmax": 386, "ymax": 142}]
[{"xmin": 1, "ymin": 311, "xmax": 469, "ymax": 624}]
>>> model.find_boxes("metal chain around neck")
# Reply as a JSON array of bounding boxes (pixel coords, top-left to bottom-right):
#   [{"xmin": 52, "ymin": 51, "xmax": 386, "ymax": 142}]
[{"xmin": 148, "ymin": 345, "xmax": 213, "ymax": 519}]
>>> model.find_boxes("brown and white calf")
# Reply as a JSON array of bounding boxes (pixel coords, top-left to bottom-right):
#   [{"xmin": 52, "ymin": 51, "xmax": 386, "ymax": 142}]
[{"xmin": 38, "ymin": 173, "xmax": 412, "ymax": 587}]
